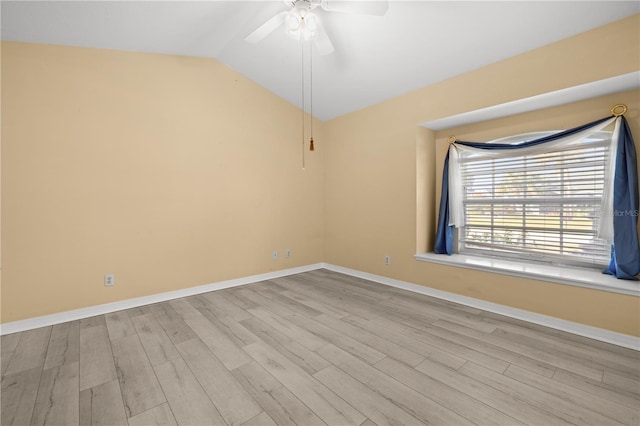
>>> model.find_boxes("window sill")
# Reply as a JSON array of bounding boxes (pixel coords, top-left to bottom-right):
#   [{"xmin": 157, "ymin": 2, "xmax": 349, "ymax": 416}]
[{"xmin": 414, "ymin": 253, "xmax": 639, "ymax": 296}]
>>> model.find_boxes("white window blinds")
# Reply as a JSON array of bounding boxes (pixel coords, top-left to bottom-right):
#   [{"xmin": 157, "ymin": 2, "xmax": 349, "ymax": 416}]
[{"xmin": 448, "ymin": 117, "xmax": 618, "ymax": 267}]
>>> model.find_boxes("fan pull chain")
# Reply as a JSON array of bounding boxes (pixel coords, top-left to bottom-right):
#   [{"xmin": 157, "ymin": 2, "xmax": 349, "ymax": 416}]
[
  {"xmin": 309, "ymin": 41, "xmax": 314, "ymax": 152},
  {"xmin": 301, "ymin": 39, "xmax": 306, "ymax": 169}
]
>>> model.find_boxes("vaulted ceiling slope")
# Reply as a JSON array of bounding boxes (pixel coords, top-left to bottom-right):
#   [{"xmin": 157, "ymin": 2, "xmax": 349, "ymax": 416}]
[{"xmin": 2, "ymin": 1, "xmax": 638, "ymax": 120}]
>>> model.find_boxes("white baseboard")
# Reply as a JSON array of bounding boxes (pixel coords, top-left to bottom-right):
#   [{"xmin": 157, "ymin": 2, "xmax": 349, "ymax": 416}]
[
  {"xmin": 3, "ymin": 262, "xmax": 638, "ymax": 351},
  {"xmin": 0, "ymin": 263, "xmax": 324, "ymax": 336},
  {"xmin": 323, "ymin": 264, "xmax": 640, "ymax": 351}
]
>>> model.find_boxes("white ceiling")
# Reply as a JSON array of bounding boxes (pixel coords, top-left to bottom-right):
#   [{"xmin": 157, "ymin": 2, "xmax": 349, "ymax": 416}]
[{"xmin": 2, "ymin": 1, "xmax": 638, "ymax": 121}]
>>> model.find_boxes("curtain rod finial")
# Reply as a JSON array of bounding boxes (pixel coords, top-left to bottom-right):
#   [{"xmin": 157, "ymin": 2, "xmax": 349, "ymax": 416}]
[
  {"xmin": 448, "ymin": 135, "xmax": 457, "ymax": 144},
  {"xmin": 611, "ymin": 104, "xmax": 627, "ymax": 117}
]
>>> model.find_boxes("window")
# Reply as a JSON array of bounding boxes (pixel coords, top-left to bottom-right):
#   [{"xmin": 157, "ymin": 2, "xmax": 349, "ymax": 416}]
[{"xmin": 459, "ymin": 129, "xmax": 612, "ymax": 268}]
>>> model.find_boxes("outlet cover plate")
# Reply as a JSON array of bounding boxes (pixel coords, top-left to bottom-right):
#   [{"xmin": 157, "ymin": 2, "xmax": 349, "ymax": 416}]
[{"xmin": 104, "ymin": 273, "xmax": 115, "ymax": 287}]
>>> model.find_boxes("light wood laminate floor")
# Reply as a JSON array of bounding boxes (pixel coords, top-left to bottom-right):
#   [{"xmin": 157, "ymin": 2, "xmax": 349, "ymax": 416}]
[{"xmin": 2, "ymin": 269, "xmax": 639, "ymax": 425}]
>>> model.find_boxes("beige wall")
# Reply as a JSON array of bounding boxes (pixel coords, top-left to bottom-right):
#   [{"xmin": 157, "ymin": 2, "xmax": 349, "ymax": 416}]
[
  {"xmin": 324, "ymin": 14, "xmax": 640, "ymax": 336},
  {"xmin": 2, "ymin": 15, "xmax": 639, "ymax": 337},
  {"xmin": 1, "ymin": 42, "xmax": 324, "ymax": 323}
]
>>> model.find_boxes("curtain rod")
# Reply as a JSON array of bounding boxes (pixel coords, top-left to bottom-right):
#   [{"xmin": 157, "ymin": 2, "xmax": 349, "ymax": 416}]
[{"xmin": 447, "ymin": 104, "xmax": 629, "ymax": 144}]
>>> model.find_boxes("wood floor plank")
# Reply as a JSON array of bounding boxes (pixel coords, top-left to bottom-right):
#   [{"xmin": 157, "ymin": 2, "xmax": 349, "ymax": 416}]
[
  {"xmin": 414, "ymin": 357, "xmax": 573, "ymax": 425},
  {"xmin": 313, "ymin": 365, "xmax": 424, "ymax": 426},
  {"xmin": 217, "ymin": 313, "xmax": 260, "ymax": 345},
  {"xmin": 343, "ymin": 315, "xmax": 476, "ymax": 372},
  {"xmin": 80, "ymin": 315, "xmax": 106, "ymax": 330},
  {"xmin": 286, "ymin": 312, "xmax": 386, "ymax": 365},
  {"xmin": 231, "ymin": 363, "xmax": 326, "ymax": 426},
  {"xmin": 259, "ymin": 285, "xmax": 325, "ymax": 317},
  {"xmin": 4, "ymin": 327, "xmax": 51, "ymax": 376},
  {"xmin": 0, "ymin": 367, "xmax": 42, "ymax": 426},
  {"xmin": 300, "ymin": 272, "xmax": 392, "ymax": 303},
  {"xmin": 363, "ymin": 299, "xmax": 441, "ymax": 328},
  {"xmin": 154, "ymin": 357, "xmax": 225, "ymax": 426},
  {"xmin": 201, "ymin": 291, "xmax": 254, "ymax": 321},
  {"xmin": 282, "ymin": 341, "xmax": 333, "ymax": 374},
  {"xmin": 196, "ymin": 306, "xmax": 258, "ymax": 348},
  {"xmin": 79, "ymin": 379, "xmax": 127, "ymax": 426},
  {"xmin": 1, "ymin": 332, "xmax": 21, "ymax": 378},
  {"xmin": 315, "ymin": 274, "xmax": 411, "ymax": 306},
  {"xmin": 490, "ymin": 321, "xmax": 640, "ymax": 374},
  {"xmin": 275, "ymin": 279, "xmax": 381, "ymax": 320},
  {"xmin": 378, "ymin": 311, "xmax": 546, "ymax": 377},
  {"xmin": 111, "ymin": 334, "xmax": 166, "ymax": 417},
  {"xmin": 552, "ymin": 368, "xmax": 640, "ymax": 410},
  {"xmin": 105, "ymin": 311, "xmax": 137, "ymax": 342},
  {"xmin": 128, "ymin": 403, "xmax": 177, "ymax": 426},
  {"xmin": 602, "ymin": 369, "xmax": 640, "ymax": 396},
  {"xmin": 368, "ymin": 315, "xmax": 517, "ymax": 373},
  {"xmin": 244, "ymin": 341, "xmax": 366, "ymax": 425},
  {"xmin": 279, "ymin": 289, "xmax": 350, "ymax": 319},
  {"xmin": 177, "ymin": 338, "xmax": 262, "ymax": 425},
  {"xmin": 185, "ymin": 314, "xmax": 252, "ymax": 370},
  {"xmin": 233, "ymin": 360, "xmax": 285, "ymax": 393},
  {"xmin": 247, "ymin": 308, "xmax": 326, "ymax": 351},
  {"xmin": 241, "ymin": 315, "xmax": 294, "ymax": 346},
  {"xmin": 79, "ymin": 324, "xmax": 117, "ymax": 391},
  {"xmin": 44, "ymin": 321, "xmax": 79, "ymax": 370},
  {"xmin": 125, "ymin": 305, "xmax": 153, "ymax": 318},
  {"xmin": 149, "ymin": 302, "xmax": 198, "ymax": 345},
  {"xmin": 316, "ymin": 344, "xmax": 474, "ymax": 426},
  {"xmin": 79, "ymin": 389, "xmax": 90, "ymax": 425},
  {"xmin": 432, "ymin": 319, "xmax": 558, "ymax": 377},
  {"xmin": 169, "ymin": 298, "xmax": 204, "ymax": 322},
  {"xmin": 220, "ymin": 288, "xmax": 261, "ymax": 310},
  {"xmin": 235, "ymin": 287, "xmax": 298, "ymax": 318},
  {"xmin": 481, "ymin": 310, "xmax": 640, "ymax": 358},
  {"xmin": 303, "ymin": 269, "xmax": 406, "ymax": 300},
  {"xmin": 296, "ymin": 278, "xmax": 389, "ymax": 310},
  {"xmin": 2, "ymin": 351, "xmax": 14, "ymax": 377},
  {"xmin": 241, "ymin": 411, "xmax": 278, "ymax": 426},
  {"xmin": 131, "ymin": 313, "xmax": 180, "ymax": 366},
  {"xmin": 461, "ymin": 361, "xmax": 620, "ymax": 425},
  {"xmin": 505, "ymin": 364, "xmax": 638, "ymax": 425},
  {"xmin": 242, "ymin": 315, "xmax": 331, "ymax": 375},
  {"xmin": 381, "ymin": 297, "xmax": 498, "ymax": 334},
  {"xmin": 385, "ymin": 286, "xmax": 484, "ymax": 316},
  {"xmin": 375, "ymin": 357, "xmax": 523, "ymax": 425},
  {"xmin": 453, "ymin": 325, "xmax": 605, "ymax": 381},
  {"xmin": 183, "ymin": 294, "xmax": 209, "ymax": 311},
  {"xmin": 314, "ymin": 313, "xmax": 425, "ymax": 367},
  {"xmin": 31, "ymin": 361, "xmax": 79, "ymax": 426},
  {"xmin": 1, "ymin": 333, "xmax": 22, "ymax": 354}
]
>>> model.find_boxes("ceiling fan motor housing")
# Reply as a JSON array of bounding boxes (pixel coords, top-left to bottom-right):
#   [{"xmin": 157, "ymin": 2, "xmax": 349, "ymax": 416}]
[{"xmin": 284, "ymin": 0, "xmax": 323, "ymax": 11}]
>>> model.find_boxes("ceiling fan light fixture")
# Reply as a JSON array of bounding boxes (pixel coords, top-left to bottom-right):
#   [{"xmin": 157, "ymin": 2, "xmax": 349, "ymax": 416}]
[
  {"xmin": 304, "ymin": 13, "xmax": 319, "ymax": 36},
  {"xmin": 285, "ymin": 10, "xmax": 302, "ymax": 33},
  {"xmin": 285, "ymin": 9, "xmax": 319, "ymax": 40}
]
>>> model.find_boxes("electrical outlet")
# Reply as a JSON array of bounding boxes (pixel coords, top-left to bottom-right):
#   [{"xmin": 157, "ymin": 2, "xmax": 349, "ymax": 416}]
[
  {"xmin": 104, "ymin": 273, "xmax": 115, "ymax": 287},
  {"xmin": 286, "ymin": 249, "xmax": 292, "ymax": 258},
  {"xmin": 272, "ymin": 250, "xmax": 278, "ymax": 260},
  {"xmin": 384, "ymin": 256, "xmax": 391, "ymax": 265}
]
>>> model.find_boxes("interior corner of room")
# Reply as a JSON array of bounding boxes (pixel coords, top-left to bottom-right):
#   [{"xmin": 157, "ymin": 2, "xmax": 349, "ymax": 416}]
[{"xmin": 1, "ymin": 11, "xmax": 639, "ymax": 347}]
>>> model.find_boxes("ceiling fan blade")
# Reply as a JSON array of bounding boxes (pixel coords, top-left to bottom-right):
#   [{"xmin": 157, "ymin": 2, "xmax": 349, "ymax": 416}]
[
  {"xmin": 245, "ymin": 11, "xmax": 288, "ymax": 43},
  {"xmin": 320, "ymin": 0, "xmax": 389, "ymax": 16},
  {"xmin": 313, "ymin": 23, "xmax": 334, "ymax": 55}
]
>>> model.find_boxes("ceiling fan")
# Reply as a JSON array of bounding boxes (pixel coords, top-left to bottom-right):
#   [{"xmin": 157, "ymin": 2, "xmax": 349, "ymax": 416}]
[{"xmin": 245, "ymin": 0, "xmax": 389, "ymax": 55}]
